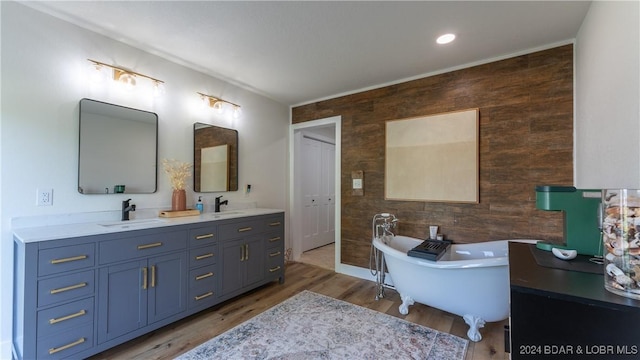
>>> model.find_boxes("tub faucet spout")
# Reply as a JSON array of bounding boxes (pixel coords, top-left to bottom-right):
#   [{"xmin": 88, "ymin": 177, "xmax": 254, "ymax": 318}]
[{"xmin": 122, "ymin": 199, "xmax": 136, "ymax": 221}]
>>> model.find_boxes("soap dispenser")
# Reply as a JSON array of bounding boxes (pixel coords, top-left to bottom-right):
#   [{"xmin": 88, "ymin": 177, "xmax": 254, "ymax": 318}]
[{"xmin": 196, "ymin": 196, "xmax": 204, "ymax": 213}]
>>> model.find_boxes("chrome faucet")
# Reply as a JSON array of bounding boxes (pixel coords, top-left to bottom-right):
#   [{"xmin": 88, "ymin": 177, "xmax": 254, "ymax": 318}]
[
  {"xmin": 214, "ymin": 195, "xmax": 228, "ymax": 213},
  {"xmin": 122, "ymin": 199, "xmax": 136, "ymax": 221}
]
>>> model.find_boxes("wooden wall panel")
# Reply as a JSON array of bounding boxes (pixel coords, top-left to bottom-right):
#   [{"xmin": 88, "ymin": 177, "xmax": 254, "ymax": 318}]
[{"xmin": 292, "ymin": 45, "xmax": 574, "ymax": 268}]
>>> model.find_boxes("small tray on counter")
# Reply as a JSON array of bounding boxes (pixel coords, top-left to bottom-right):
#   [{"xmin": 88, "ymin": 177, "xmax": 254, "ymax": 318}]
[{"xmin": 159, "ymin": 209, "xmax": 201, "ymax": 218}]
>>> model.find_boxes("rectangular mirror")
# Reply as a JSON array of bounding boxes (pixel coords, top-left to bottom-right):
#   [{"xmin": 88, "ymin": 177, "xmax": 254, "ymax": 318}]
[
  {"xmin": 78, "ymin": 98, "xmax": 158, "ymax": 194},
  {"xmin": 194, "ymin": 122, "xmax": 238, "ymax": 192}
]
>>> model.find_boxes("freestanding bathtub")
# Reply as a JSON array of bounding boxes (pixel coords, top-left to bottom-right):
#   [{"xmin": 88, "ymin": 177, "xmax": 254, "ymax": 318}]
[{"xmin": 373, "ymin": 235, "xmax": 537, "ymax": 342}]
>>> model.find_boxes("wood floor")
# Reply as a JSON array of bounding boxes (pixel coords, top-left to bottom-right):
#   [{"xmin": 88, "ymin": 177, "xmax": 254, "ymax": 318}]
[{"xmin": 88, "ymin": 262, "xmax": 509, "ymax": 360}]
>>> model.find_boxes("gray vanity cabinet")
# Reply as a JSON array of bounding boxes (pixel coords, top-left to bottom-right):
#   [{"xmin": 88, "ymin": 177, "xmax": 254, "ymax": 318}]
[
  {"xmin": 97, "ymin": 230, "xmax": 188, "ymax": 344},
  {"xmin": 13, "ymin": 210, "xmax": 284, "ymax": 360}
]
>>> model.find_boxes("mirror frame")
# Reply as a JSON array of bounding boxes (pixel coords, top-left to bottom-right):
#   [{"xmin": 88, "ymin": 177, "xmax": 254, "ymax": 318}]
[
  {"xmin": 193, "ymin": 122, "xmax": 239, "ymax": 192},
  {"xmin": 78, "ymin": 98, "xmax": 158, "ymax": 194}
]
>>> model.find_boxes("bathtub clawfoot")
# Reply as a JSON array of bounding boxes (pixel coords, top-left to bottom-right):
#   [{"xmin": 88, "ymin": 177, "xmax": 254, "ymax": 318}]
[
  {"xmin": 463, "ymin": 314, "xmax": 485, "ymax": 342},
  {"xmin": 399, "ymin": 294, "xmax": 415, "ymax": 315}
]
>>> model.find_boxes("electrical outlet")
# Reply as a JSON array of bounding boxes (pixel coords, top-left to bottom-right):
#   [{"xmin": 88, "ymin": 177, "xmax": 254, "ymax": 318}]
[{"xmin": 37, "ymin": 188, "xmax": 53, "ymax": 206}]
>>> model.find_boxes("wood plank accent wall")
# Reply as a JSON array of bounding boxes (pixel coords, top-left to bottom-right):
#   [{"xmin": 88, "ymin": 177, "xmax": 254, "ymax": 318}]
[{"xmin": 292, "ymin": 45, "xmax": 574, "ymax": 268}]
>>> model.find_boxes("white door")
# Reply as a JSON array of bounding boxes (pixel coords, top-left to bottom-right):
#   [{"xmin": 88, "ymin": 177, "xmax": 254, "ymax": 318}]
[{"xmin": 301, "ymin": 137, "xmax": 335, "ymax": 251}]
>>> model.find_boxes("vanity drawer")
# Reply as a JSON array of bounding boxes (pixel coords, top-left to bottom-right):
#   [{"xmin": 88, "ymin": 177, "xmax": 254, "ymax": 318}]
[
  {"xmin": 38, "ymin": 243, "xmax": 95, "ymax": 276},
  {"xmin": 265, "ymin": 233, "xmax": 284, "ymax": 249},
  {"xmin": 188, "ymin": 265, "xmax": 217, "ymax": 308},
  {"xmin": 219, "ymin": 220, "xmax": 262, "ymax": 240},
  {"xmin": 37, "ymin": 297, "xmax": 94, "ymax": 338},
  {"xmin": 189, "ymin": 225, "xmax": 217, "ymax": 247},
  {"xmin": 99, "ymin": 230, "xmax": 187, "ymax": 264},
  {"xmin": 263, "ymin": 215, "xmax": 284, "ymax": 233},
  {"xmin": 189, "ymin": 246, "xmax": 217, "ymax": 268},
  {"xmin": 38, "ymin": 270, "xmax": 95, "ymax": 307},
  {"xmin": 37, "ymin": 323, "xmax": 94, "ymax": 360}
]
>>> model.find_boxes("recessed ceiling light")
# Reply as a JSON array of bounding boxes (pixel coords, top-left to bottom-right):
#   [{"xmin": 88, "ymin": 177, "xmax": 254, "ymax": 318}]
[{"xmin": 436, "ymin": 33, "xmax": 456, "ymax": 45}]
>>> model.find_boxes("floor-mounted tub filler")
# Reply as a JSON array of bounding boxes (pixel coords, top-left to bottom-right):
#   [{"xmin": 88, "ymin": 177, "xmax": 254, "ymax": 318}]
[{"xmin": 370, "ymin": 214, "xmax": 538, "ymax": 342}]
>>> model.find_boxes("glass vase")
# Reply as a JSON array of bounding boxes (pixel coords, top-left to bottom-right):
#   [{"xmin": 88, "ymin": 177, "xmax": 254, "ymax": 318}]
[{"xmin": 602, "ymin": 189, "xmax": 640, "ymax": 300}]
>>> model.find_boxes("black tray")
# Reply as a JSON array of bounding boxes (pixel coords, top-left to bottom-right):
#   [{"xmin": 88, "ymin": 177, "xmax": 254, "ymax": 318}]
[{"xmin": 407, "ymin": 239, "xmax": 452, "ymax": 261}]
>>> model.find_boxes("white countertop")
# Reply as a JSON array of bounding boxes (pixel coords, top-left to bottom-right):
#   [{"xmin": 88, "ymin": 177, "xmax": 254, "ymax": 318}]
[{"xmin": 13, "ymin": 208, "xmax": 284, "ymax": 243}]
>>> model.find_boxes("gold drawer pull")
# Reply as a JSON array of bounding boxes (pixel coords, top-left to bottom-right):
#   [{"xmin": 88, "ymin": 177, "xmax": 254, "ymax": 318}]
[
  {"xmin": 137, "ymin": 242, "xmax": 163, "ymax": 250},
  {"xmin": 269, "ymin": 222, "xmax": 281, "ymax": 226},
  {"xmin": 49, "ymin": 309, "xmax": 87, "ymax": 325},
  {"xmin": 194, "ymin": 291, "xmax": 214, "ymax": 301},
  {"xmin": 50, "ymin": 255, "xmax": 88, "ymax": 264},
  {"xmin": 195, "ymin": 233, "xmax": 214, "ymax": 240},
  {"xmin": 269, "ymin": 251, "xmax": 282, "ymax": 257},
  {"xmin": 48, "ymin": 337, "xmax": 85, "ymax": 355},
  {"xmin": 269, "ymin": 266, "xmax": 281, "ymax": 273},
  {"xmin": 195, "ymin": 272, "xmax": 214, "ymax": 280},
  {"xmin": 195, "ymin": 253, "xmax": 214, "ymax": 260},
  {"xmin": 151, "ymin": 265, "xmax": 156, "ymax": 288},
  {"xmin": 269, "ymin": 237, "xmax": 281, "ymax": 242},
  {"xmin": 50, "ymin": 282, "xmax": 87, "ymax": 295},
  {"xmin": 238, "ymin": 227, "xmax": 252, "ymax": 232}
]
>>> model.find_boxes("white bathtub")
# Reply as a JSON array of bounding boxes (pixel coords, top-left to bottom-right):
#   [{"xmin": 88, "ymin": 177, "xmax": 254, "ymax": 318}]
[{"xmin": 372, "ymin": 235, "xmax": 537, "ymax": 341}]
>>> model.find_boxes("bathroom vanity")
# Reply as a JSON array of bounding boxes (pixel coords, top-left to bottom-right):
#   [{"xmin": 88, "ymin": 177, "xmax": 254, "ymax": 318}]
[
  {"xmin": 12, "ymin": 209, "xmax": 284, "ymax": 360},
  {"xmin": 508, "ymin": 242, "xmax": 640, "ymax": 359}
]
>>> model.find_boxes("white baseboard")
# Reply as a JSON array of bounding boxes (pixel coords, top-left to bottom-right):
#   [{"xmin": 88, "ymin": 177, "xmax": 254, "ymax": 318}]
[{"xmin": 335, "ymin": 263, "xmax": 395, "ymax": 287}]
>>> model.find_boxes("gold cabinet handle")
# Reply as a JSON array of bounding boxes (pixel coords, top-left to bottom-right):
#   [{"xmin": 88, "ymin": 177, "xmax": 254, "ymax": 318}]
[
  {"xmin": 238, "ymin": 227, "xmax": 252, "ymax": 232},
  {"xmin": 195, "ymin": 233, "xmax": 214, "ymax": 240},
  {"xmin": 269, "ymin": 251, "xmax": 282, "ymax": 257},
  {"xmin": 194, "ymin": 291, "xmax": 214, "ymax": 301},
  {"xmin": 245, "ymin": 244, "xmax": 249, "ymax": 260},
  {"xmin": 195, "ymin": 253, "xmax": 214, "ymax": 260},
  {"xmin": 142, "ymin": 267, "xmax": 148, "ymax": 290},
  {"xmin": 50, "ymin": 282, "xmax": 87, "ymax": 295},
  {"xmin": 269, "ymin": 222, "xmax": 281, "ymax": 227},
  {"xmin": 195, "ymin": 272, "xmax": 214, "ymax": 281},
  {"xmin": 137, "ymin": 242, "xmax": 163, "ymax": 250},
  {"xmin": 50, "ymin": 255, "xmax": 88, "ymax": 264},
  {"xmin": 269, "ymin": 236, "xmax": 281, "ymax": 242},
  {"xmin": 48, "ymin": 337, "xmax": 85, "ymax": 355},
  {"xmin": 49, "ymin": 309, "xmax": 87, "ymax": 325},
  {"xmin": 240, "ymin": 245, "xmax": 245, "ymax": 261},
  {"xmin": 151, "ymin": 265, "xmax": 156, "ymax": 288},
  {"xmin": 269, "ymin": 266, "xmax": 281, "ymax": 272}
]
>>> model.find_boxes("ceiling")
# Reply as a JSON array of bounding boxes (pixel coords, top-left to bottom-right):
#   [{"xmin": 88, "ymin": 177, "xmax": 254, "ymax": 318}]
[{"xmin": 23, "ymin": 1, "xmax": 592, "ymax": 106}]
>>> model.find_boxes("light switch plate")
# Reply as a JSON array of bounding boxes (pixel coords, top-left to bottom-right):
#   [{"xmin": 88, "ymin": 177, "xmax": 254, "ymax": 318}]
[{"xmin": 352, "ymin": 178, "xmax": 363, "ymax": 189}]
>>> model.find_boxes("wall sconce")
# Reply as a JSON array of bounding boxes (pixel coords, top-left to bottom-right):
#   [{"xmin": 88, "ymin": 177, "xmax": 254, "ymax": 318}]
[
  {"xmin": 87, "ymin": 59, "xmax": 165, "ymax": 96},
  {"xmin": 198, "ymin": 92, "xmax": 242, "ymax": 118}
]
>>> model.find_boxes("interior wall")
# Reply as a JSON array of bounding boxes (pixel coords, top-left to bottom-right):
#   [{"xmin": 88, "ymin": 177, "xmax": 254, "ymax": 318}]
[
  {"xmin": 293, "ymin": 45, "xmax": 574, "ymax": 267},
  {"xmin": 575, "ymin": 0, "xmax": 640, "ymax": 189},
  {"xmin": 0, "ymin": 2, "xmax": 289, "ymax": 355}
]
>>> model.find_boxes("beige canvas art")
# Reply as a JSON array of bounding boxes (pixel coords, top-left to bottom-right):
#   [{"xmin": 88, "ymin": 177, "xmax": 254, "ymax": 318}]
[{"xmin": 385, "ymin": 109, "xmax": 479, "ymax": 203}]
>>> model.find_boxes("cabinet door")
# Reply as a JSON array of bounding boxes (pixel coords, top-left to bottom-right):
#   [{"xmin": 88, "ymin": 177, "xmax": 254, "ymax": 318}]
[
  {"xmin": 220, "ymin": 238, "xmax": 244, "ymax": 296},
  {"xmin": 98, "ymin": 260, "xmax": 147, "ymax": 344},
  {"xmin": 147, "ymin": 252, "xmax": 187, "ymax": 324},
  {"xmin": 243, "ymin": 236, "xmax": 265, "ymax": 287}
]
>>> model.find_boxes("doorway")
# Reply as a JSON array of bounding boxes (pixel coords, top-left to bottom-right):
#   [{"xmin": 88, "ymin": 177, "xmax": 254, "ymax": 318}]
[{"xmin": 290, "ymin": 116, "xmax": 341, "ymax": 271}]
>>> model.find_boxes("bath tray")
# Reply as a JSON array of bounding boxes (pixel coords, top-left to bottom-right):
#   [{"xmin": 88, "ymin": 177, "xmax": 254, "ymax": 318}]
[
  {"xmin": 159, "ymin": 209, "xmax": 201, "ymax": 218},
  {"xmin": 408, "ymin": 239, "xmax": 452, "ymax": 261}
]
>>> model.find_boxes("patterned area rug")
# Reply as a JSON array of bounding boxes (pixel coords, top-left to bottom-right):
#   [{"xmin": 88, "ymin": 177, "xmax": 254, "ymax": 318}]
[{"xmin": 175, "ymin": 290, "xmax": 468, "ymax": 360}]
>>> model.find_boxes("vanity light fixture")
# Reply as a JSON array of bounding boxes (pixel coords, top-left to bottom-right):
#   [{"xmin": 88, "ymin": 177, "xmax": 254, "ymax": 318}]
[
  {"xmin": 436, "ymin": 33, "xmax": 456, "ymax": 45},
  {"xmin": 198, "ymin": 92, "xmax": 242, "ymax": 118},
  {"xmin": 87, "ymin": 59, "xmax": 165, "ymax": 95}
]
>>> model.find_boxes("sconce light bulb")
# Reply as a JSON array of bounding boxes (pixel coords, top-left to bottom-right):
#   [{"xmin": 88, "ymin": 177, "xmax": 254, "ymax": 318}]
[
  {"xmin": 153, "ymin": 81, "xmax": 165, "ymax": 97},
  {"xmin": 213, "ymin": 100, "xmax": 224, "ymax": 114},
  {"xmin": 232, "ymin": 106, "xmax": 242, "ymax": 119},
  {"xmin": 88, "ymin": 63, "xmax": 107, "ymax": 83}
]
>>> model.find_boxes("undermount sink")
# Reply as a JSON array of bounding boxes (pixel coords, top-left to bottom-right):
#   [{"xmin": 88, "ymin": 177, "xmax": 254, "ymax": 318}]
[
  {"xmin": 208, "ymin": 211, "xmax": 244, "ymax": 218},
  {"xmin": 98, "ymin": 218, "xmax": 165, "ymax": 228}
]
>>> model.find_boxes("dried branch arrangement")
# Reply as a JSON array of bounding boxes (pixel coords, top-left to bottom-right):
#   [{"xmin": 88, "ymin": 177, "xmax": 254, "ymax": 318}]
[{"xmin": 162, "ymin": 159, "xmax": 192, "ymax": 190}]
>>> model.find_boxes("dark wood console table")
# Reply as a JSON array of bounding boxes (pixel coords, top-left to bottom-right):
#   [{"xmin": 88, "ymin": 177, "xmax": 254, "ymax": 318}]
[{"xmin": 509, "ymin": 242, "xmax": 640, "ymax": 359}]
